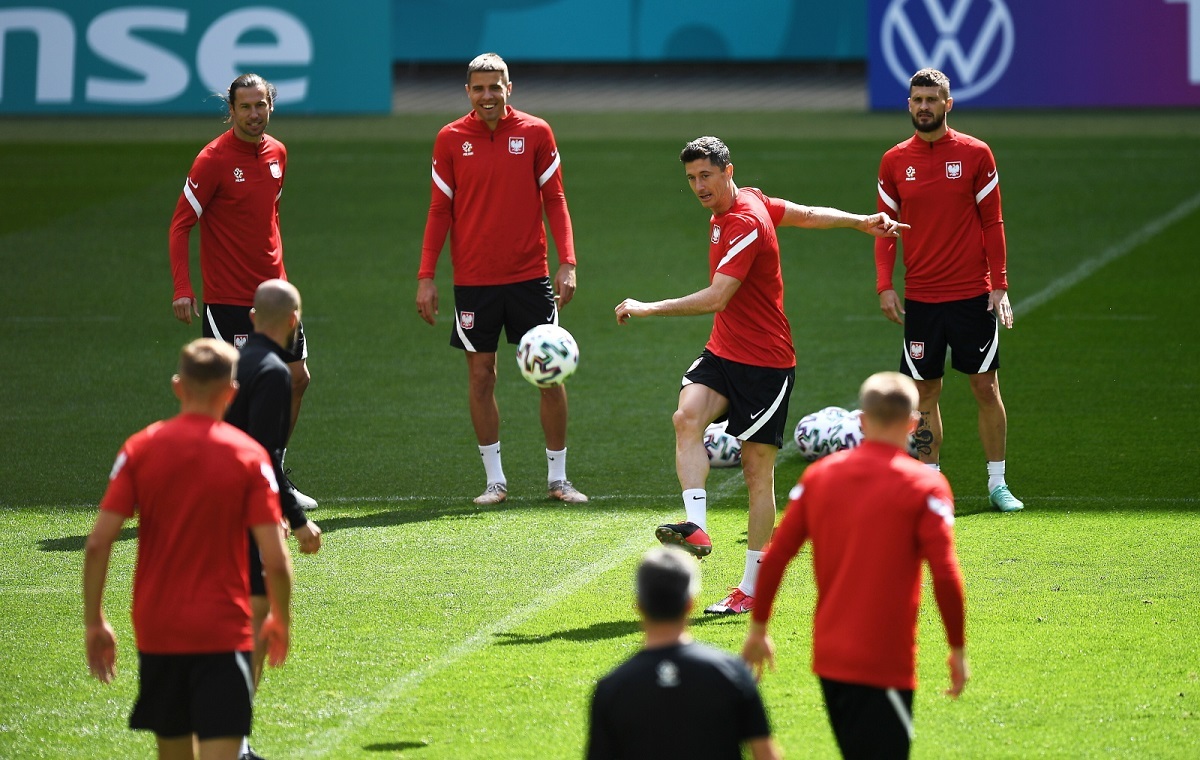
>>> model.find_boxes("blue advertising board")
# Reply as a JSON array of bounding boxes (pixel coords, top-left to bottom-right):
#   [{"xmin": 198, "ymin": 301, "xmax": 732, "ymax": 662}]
[
  {"xmin": 0, "ymin": 1, "xmax": 391, "ymax": 114},
  {"xmin": 392, "ymin": 0, "xmax": 865, "ymax": 63},
  {"xmin": 869, "ymin": 0, "xmax": 1200, "ymax": 108}
]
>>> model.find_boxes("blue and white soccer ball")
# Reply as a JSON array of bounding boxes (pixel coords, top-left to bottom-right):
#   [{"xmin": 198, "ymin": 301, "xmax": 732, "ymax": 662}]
[
  {"xmin": 703, "ymin": 420, "xmax": 742, "ymax": 468},
  {"xmin": 793, "ymin": 406, "xmax": 858, "ymax": 462},
  {"xmin": 516, "ymin": 324, "xmax": 579, "ymax": 388}
]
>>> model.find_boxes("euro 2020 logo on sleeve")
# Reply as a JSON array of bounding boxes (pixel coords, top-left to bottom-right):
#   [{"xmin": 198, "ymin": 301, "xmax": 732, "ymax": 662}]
[{"xmin": 881, "ymin": 0, "xmax": 1015, "ymax": 102}]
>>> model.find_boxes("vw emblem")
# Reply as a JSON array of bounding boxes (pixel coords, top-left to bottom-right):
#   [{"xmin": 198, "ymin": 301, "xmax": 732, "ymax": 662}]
[{"xmin": 881, "ymin": 0, "xmax": 1015, "ymax": 102}]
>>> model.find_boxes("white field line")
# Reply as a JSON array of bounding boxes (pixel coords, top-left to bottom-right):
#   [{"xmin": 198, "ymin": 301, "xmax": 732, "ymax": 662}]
[
  {"xmin": 303, "ymin": 524, "xmax": 666, "ymax": 758},
  {"xmin": 1013, "ymin": 190, "xmax": 1200, "ymax": 317}
]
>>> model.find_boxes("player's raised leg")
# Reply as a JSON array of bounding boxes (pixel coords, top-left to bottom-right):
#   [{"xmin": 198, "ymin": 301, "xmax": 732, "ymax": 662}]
[{"xmin": 657, "ymin": 384, "xmax": 726, "ymax": 558}]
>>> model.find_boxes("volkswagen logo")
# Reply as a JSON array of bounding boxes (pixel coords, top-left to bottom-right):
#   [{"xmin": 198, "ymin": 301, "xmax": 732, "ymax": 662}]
[{"xmin": 881, "ymin": 0, "xmax": 1015, "ymax": 102}]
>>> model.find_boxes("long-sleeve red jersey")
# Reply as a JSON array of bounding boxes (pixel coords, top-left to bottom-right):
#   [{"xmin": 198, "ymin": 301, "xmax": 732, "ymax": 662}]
[
  {"xmin": 169, "ymin": 130, "xmax": 287, "ymax": 307},
  {"xmin": 418, "ymin": 107, "xmax": 575, "ymax": 286},
  {"xmin": 753, "ymin": 440, "xmax": 966, "ymax": 691},
  {"xmin": 875, "ymin": 128, "xmax": 1008, "ymax": 302}
]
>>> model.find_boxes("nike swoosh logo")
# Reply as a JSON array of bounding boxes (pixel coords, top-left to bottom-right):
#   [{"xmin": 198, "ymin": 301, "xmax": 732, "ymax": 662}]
[
  {"xmin": 188, "ymin": 178, "xmax": 198, "ymax": 188},
  {"xmin": 691, "ymin": 495, "xmax": 704, "ymax": 501},
  {"xmin": 979, "ymin": 339, "xmax": 992, "ymax": 352},
  {"xmin": 729, "ymin": 234, "xmax": 744, "ymax": 245},
  {"xmin": 750, "ymin": 409, "xmax": 766, "ymax": 419},
  {"xmin": 987, "ymin": 169, "xmax": 997, "ymax": 178}
]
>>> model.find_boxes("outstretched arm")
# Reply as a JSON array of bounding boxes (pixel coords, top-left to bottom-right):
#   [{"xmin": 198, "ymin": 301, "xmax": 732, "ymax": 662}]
[
  {"xmin": 615, "ymin": 273, "xmax": 741, "ymax": 324},
  {"xmin": 779, "ymin": 202, "xmax": 908, "ymax": 238}
]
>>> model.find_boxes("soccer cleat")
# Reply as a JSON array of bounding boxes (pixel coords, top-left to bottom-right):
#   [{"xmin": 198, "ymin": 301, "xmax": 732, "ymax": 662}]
[
  {"xmin": 989, "ymin": 484, "xmax": 1024, "ymax": 512},
  {"xmin": 474, "ymin": 482, "xmax": 508, "ymax": 505},
  {"xmin": 655, "ymin": 521, "xmax": 712, "ymax": 558},
  {"xmin": 704, "ymin": 587, "xmax": 754, "ymax": 615},
  {"xmin": 284, "ymin": 469, "xmax": 317, "ymax": 511},
  {"xmin": 548, "ymin": 479, "xmax": 588, "ymax": 503}
]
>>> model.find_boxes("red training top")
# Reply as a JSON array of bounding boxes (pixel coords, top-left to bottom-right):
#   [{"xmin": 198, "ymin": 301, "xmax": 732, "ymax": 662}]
[
  {"xmin": 100, "ymin": 413, "xmax": 282, "ymax": 654},
  {"xmin": 875, "ymin": 128, "xmax": 1008, "ymax": 302},
  {"xmin": 419, "ymin": 106, "xmax": 576, "ymax": 286},
  {"xmin": 706, "ymin": 188, "xmax": 795, "ymax": 369},
  {"xmin": 169, "ymin": 129, "xmax": 288, "ymax": 306},
  {"xmin": 753, "ymin": 440, "xmax": 966, "ymax": 690}
]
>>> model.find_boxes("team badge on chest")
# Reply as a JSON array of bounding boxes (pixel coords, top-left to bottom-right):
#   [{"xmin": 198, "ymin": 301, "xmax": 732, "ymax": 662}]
[
  {"xmin": 710, "ymin": 225, "xmax": 721, "ymax": 244},
  {"xmin": 508, "ymin": 137, "xmax": 525, "ymax": 154},
  {"xmin": 269, "ymin": 160, "xmax": 281, "ymax": 179},
  {"xmin": 945, "ymin": 161, "xmax": 962, "ymax": 179}
]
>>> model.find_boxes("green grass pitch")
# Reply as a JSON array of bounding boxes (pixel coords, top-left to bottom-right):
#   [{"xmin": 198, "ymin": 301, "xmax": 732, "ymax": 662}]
[{"xmin": 1, "ymin": 110, "xmax": 1198, "ymax": 758}]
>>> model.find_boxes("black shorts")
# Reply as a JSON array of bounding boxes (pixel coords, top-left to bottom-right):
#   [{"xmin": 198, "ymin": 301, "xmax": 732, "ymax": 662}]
[
  {"xmin": 130, "ymin": 651, "xmax": 254, "ymax": 740},
  {"xmin": 248, "ymin": 533, "xmax": 265, "ymax": 596},
  {"xmin": 204, "ymin": 303, "xmax": 307, "ymax": 363},
  {"xmin": 682, "ymin": 349, "xmax": 794, "ymax": 449},
  {"xmin": 900, "ymin": 294, "xmax": 999, "ymax": 380},
  {"xmin": 451, "ymin": 277, "xmax": 556, "ymax": 353},
  {"xmin": 820, "ymin": 677, "xmax": 914, "ymax": 760}
]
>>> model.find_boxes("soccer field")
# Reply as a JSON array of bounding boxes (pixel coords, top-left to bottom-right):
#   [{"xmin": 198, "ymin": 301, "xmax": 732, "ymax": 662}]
[{"xmin": 1, "ymin": 110, "xmax": 1198, "ymax": 758}]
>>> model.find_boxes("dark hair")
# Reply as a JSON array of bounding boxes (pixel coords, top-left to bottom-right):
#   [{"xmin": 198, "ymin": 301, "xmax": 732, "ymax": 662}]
[
  {"xmin": 227, "ymin": 73, "xmax": 277, "ymax": 107},
  {"xmin": 636, "ymin": 547, "xmax": 699, "ymax": 621},
  {"xmin": 467, "ymin": 52, "xmax": 509, "ymax": 84},
  {"xmin": 909, "ymin": 68, "xmax": 951, "ymax": 98},
  {"xmin": 679, "ymin": 136, "xmax": 731, "ymax": 169}
]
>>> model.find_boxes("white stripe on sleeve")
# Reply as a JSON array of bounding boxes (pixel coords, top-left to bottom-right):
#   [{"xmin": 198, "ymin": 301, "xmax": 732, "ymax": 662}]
[
  {"xmin": 432, "ymin": 165, "xmax": 453, "ymax": 199},
  {"xmin": 537, "ymin": 151, "xmax": 562, "ymax": 187},
  {"xmin": 878, "ymin": 181, "xmax": 899, "ymax": 213},
  {"xmin": 183, "ymin": 181, "xmax": 203, "ymax": 218},
  {"xmin": 976, "ymin": 173, "xmax": 999, "ymax": 204},
  {"xmin": 717, "ymin": 228, "xmax": 759, "ymax": 270}
]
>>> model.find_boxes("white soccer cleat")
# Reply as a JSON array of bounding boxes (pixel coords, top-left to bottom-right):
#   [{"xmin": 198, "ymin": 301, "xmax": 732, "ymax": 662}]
[{"xmin": 474, "ymin": 482, "xmax": 508, "ymax": 505}]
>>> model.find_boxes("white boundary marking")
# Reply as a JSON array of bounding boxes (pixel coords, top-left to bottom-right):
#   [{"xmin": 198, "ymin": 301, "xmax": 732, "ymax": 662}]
[{"xmin": 1013, "ymin": 190, "xmax": 1200, "ymax": 317}]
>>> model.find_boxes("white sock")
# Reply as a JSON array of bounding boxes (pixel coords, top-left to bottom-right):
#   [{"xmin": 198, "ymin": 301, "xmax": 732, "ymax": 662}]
[
  {"xmin": 925, "ymin": 462, "xmax": 941, "ymax": 472},
  {"xmin": 547, "ymin": 448, "xmax": 567, "ymax": 484},
  {"xmin": 987, "ymin": 460, "xmax": 1007, "ymax": 492},
  {"xmin": 479, "ymin": 442, "xmax": 505, "ymax": 486},
  {"xmin": 240, "ymin": 737, "xmax": 250, "ymax": 755},
  {"xmin": 739, "ymin": 550, "xmax": 766, "ymax": 596},
  {"xmin": 683, "ymin": 489, "xmax": 707, "ymax": 530}
]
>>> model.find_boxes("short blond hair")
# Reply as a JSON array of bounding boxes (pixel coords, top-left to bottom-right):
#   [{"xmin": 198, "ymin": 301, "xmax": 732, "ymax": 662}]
[
  {"xmin": 178, "ymin": 338, "xmax": 238, "ymax": 390},
  {"xmin": 859, "ymin": 371, "xmax": 919, "ymax": 426}
]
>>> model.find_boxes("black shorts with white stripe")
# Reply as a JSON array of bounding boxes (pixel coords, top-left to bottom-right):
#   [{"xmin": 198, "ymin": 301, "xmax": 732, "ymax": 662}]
[
  {"xmin": 819, "ymin": 677, "xmax": 914, "ymax": 760},
  {"xmin": 681, "ymin": 349, "xmax": 795, "ymax": 449},
  {"xmin": 204, "ymin": 302, "xmax": 307, "ymax": 363},
  {"xmin": 130, "ymin": 650, "xmax": 255, "ymax": 740},
  {"xmin": 900, "ymin": 293, "xmax": 999, "ymax": 379},
  {"xmin": 450, "ymin": 277, "xmax": 556, "ymax": 353}
]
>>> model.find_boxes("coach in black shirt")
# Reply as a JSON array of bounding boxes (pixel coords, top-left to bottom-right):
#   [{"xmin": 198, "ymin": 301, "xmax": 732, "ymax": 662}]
[
  {"xmin": 224, "ymin": 279, "xmax": 320, "ymax": 760},
  {"xmin": 587, "ymin": 547, "xmax": 780, "ymax": 760}
]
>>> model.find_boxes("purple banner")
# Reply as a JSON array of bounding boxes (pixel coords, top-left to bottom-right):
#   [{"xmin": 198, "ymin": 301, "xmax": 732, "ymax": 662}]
[{"xmin": 869, "ymin": 0, "xmax": 1200, "ymax": 108}]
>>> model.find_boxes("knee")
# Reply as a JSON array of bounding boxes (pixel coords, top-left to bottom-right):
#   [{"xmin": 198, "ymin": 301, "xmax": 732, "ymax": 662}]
[
  {"xmin": 672, "ymin": 407, "xmax": 706, "ymax": 439},
  {"xmin": 969, "ymin": 374, "xmax": 1002, "ymax": 405}
]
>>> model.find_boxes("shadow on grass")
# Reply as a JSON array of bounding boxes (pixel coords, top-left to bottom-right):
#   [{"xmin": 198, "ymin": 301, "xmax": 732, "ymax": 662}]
[
  {"xmin": 363, "ymin": 740, "xmax": 429, "ymax": 752},
  {"xmin": 36, "ymin": 501, "xmax": 521, "ymax": 553},
  {"xmin": 493, "ymin": 611, "xmax": 741, "ymax": 646},
  {"xmin": 39, "ymin": 525, "xmax": 138, "ymax": 552}
]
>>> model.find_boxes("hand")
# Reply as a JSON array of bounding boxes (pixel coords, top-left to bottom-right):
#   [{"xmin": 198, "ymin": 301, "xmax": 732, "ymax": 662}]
[
  {"xmin": 259, "ymin": 612, "xmax": 290, "ymax": 668},
  {"xmin": 554, "ymin": 264, "xmax": 577, "ymax": 308},
  {"xmin": 989, "ymin": 289, "xmax": 1014, "ymax": 329},
  {"xmin": 946, "ymin": 647, "xmax": 969, "ymax": 698},
  {"xmin": 294, "ymin": 521, "xmax": 322, "ymax": 554},
  {"xmin": 860, "ymin": 212, "xmax": 909, "ymax": 238},
  {"xmin": 172, "ymin": 297, "xmax": 199, "ymax": 325},
  {"xmin": 879, "ymin": 289, "xmax": 904, "ymax": 325},
  {"xmin": 741, "ymin": 624, "xmax": 776, "ymax": 682},
  {"xmin": 416, "ymin": 278, "xmax": 439, "ymax": 326},
  {"xmin": 86, "ymin": 620, "xmax": 118, "ymax": 684},
  {"xmin": 614, "ymin": 299, "xmax": 649, "ymax": 325}
]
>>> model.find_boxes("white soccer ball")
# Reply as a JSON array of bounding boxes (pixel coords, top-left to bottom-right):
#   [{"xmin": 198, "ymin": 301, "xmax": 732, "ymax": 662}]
[
  {"xmin": 703, "ymin": 421, "xmax": 742, "ymax": 468},
  {"xmin": 516, "ymin": 324, "xmax": 579, "ymax": 388},
  {"xmin": 793, "ymin": 406, "xmax": 852, "ymax": 462}
]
